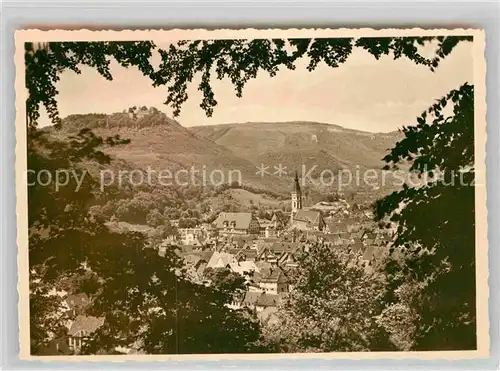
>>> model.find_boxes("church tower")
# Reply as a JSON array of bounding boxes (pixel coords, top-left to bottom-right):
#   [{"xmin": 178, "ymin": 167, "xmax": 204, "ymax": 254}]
[{"xmin": 291, "ymin": 171, "xmax": 302, "ymax": 214}]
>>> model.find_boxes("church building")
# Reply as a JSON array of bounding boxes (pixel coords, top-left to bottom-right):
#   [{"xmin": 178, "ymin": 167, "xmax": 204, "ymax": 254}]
[{"xmin": 289, "ymin": 171, "xmax": 325, "ymax": 232}]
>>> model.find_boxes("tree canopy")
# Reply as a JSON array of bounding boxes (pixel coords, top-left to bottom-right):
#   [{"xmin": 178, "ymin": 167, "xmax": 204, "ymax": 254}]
[
  {"xmin": 28, "ymin": 126, "xmax": 262, "ymax": 355},
  {"xmin": 25, "ymin": 36, "xmax": 471, "ymax": 127},
  {"xmin": 375, "ymin": 83, "xmax": 476, "ymax": 350},
  {"xmin": 262, "ymin": 242, "xmax": 391, "ymax": 352}
]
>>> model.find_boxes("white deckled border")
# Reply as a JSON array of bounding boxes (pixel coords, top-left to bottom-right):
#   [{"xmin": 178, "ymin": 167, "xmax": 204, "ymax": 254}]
[{"xmin": 14, "ymin": 27, "xmax": 488, "ymax": 362}]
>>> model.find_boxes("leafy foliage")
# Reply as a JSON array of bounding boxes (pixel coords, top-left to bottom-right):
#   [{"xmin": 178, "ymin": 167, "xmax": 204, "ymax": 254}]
[
  {"xmin": 26, "ymin": 36, "xmax": 471, "ymax": 125},
  {"xmin": 262, "ymin": 242, "xmax": 391, "ymax": 352},
  {"xmin": 25, "ymin": 41, "xmax": 156, "ymax": 128},
  {"xmin": 153, "ymin": 36, "xmax": 471, "ymax": 116},
  {"xmin": 28, "ymin": 131, "xmax": 262, "ymax": 354},
  {"xmin": 375, "ymin": 84, "xmax": 476, "ymax": 350},
  {"xmin": 25, "ymin": 35, "xmax": 475, "ymax": 354},
  {"xmin": 375, "ymin": 279, "xmax": 422, "ymax": 350},
  {"xmin": 83, "ymin": 242, "xmax": 261, "ymax": 354}
]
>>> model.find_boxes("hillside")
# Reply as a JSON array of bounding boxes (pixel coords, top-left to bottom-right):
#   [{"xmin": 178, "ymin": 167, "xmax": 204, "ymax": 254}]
[
  {"xmin": 192, "ymin": 121, "xmax": 401, "ymax": 170},
  {"xmin": 192, "ymin": 121, "xmax": 404, "ymax": 200},
  {"xmin": 60, "ymin": 110, "xmax": 291, "ymax": 195},
  {"xmin": 59, "ymin": 110, "xmax": 404, "ymax": 201}
]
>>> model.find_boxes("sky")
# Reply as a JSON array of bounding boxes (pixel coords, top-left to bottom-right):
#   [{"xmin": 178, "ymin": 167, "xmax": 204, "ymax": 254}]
[{"xmin": 38, "ymin": 40, "xmax": 473, "ymax": 133}]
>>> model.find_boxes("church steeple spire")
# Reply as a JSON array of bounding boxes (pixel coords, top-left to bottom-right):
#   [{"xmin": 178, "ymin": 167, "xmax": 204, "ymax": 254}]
[{"xmin": 291, "ymin": 171, "xmax": 302, "ymax": 214}]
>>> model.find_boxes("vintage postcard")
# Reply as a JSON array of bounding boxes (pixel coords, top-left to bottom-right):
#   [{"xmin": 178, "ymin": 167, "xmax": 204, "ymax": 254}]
[{"xmin": 15, "ymin": 28, "xmax": 488, "ymax": 361}]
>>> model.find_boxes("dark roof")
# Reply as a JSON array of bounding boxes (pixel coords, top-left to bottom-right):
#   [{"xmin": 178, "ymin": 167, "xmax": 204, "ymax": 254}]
[
  {"xmin": 294, "ymin": 210, "xmax": 322, "ymax": 225},
  {"xmin": 255, "ymin": 261, "xmax": 273, "ymax": 271},
  {"xmin": 343, "ymin": 218, "xmax": 357, "ymax": 225},
  {"xmin": 228, "ymin": 248, "xmax": 242, "ymax": 255},
  {"xmin": 256, "ymin": 293, "xmax": 281, "ymax": 307},
  {"xmin": 272, "ymin": 210, "xmax": 286, "ymax": 218},
  {"xmin": 363, "ymin": 246, "xmax": 375, "ymax": 261},
  {"xmin": 350, "ymin": 231, "xmax": 365, "ymax": 239},
  {"xmin": 179, "ymin": 247, "xmax": 214, "ymax": 261},
  {"xmin": 260, "ymin": 267, "xmax": 287, "ymax": 284},
  {"xmin": 270, "ymin": 242, "xmax": 299, "ymax": 254},
  {"xmin": 326, "ymin": 221, "xmax": 348, "ymax": 233},
  {"xmin": 242, "ymin": 291, "xmax": 263, "ymax": 306},
  {"xmin": 235, "ymin": 249, "xmax": 258, "ymax": 260},
  {"xmin": 231, "ymin": 234, "xmax": 256, "ymax": 243},
  {"xmin": 256, "ymin": 242, "xmax": 274, "ymax": 256},
  {"xmin": 199, "ymin": 250, "xmax": 215, "ymax": 262},
  {"xmin": 351, "ymin": 241, "xmax": 364, "ymax": 254},
  {"xmin": 271, "ymin": 211, "xmax": 286, "ymax": 224}
]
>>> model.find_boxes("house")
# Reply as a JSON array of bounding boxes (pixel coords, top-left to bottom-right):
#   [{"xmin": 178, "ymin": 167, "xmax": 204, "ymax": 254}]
[
  {"xmin": 374, "ymin": 233, "xmax": 391, "ymax": 246},
  {"xmin": 178, "ymin": 228, "xmax": 204, "ymax": 246},
  {"xmin": 256, "ymin": 242, "xmax": 279, "ymax": 264},
  {"xmin": 227, "ymin": 261, "xmax": 259, "ymax": 277},
  {"xmin": 259, "ymin": 211, "xmax": 287, "ymax": 238},
  {"xmin": 277, "ymin": 251, "xmax": 301, "ymax": 268},
  {"xmin": 291, "ymin": 210, "xmax": 325, "ymax": 231},
  {"xmin": 254, "ymin": 238, "xmax": 279, "ymax": 251},
  {"xmin": 350, "ymin": 240, "xmax": 364, "ymax": 254},
  {"xmin": 238, "ymin": 291, "xmax": 282, "ymax": 313},
  {"xmin": 271, "ymin": 211, "xmax": 287, "ymax": 229},
  {"xmin": 259, "ymin": 241, "xmax": 301, "ymax": 268},
  {"xmin": 234, "ymin": 247, "xmax": 258, "ymax": 262},
  {"xmin": 227, "ymin": 244, "xmax": 257, "ymax": 260},
  {"xmin": 255, "ymin": 240, "xmax": 298, "ymax": 265},
  {"xmin": 350, "ymin": 230, "xmax": 365, "ymax": 240},
  {"xmin": 356, "ymin": 245, "xmax": 386, "ymax": 267},
  {"xmin": 325, "ymin": 217, "xmax": 362, "ymax": 234},
  {"xmin": 230, "ymin": 234, "xmax": 256, "ymax": 248},
  {"xmin": 67, "ymin": 315, "xmax": 105, "ymax": 354},
  {"xmin": 271, "ymin": 241, "xmax": 299, "ymax": 255},
  {"xmin": 215, "ymin": 212, "xmax": 261, "ymax": 235},
  {"xmin": 259, "ymin": 267, "xmax": 289, "ymax": 294},
  {"xmin": 255, "ymin": 293, "xmax": 282, "ymax": 312},
  {"xmin": 240, "ymin": 291, "xmax": 263, "ymax": 310},
  {"xmin": 325, "ymin": 221, "xmax": 346, "ymax": 234},
  {"xmin": 183, "ymin": 253, "xmax": 211, "ymax": 280}
]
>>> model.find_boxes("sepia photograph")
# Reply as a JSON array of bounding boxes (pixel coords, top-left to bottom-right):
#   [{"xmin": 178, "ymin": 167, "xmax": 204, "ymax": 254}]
[{"xmin": 15, "ymin": 28, "xmax": 488, "ymax": 360}]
